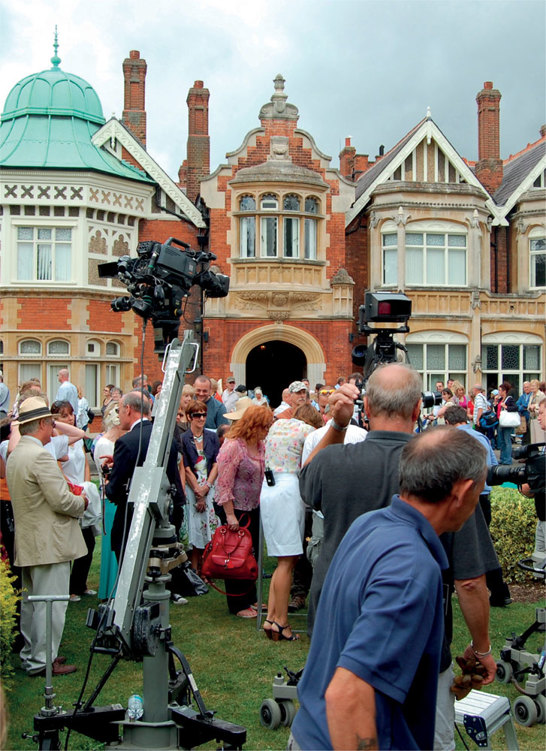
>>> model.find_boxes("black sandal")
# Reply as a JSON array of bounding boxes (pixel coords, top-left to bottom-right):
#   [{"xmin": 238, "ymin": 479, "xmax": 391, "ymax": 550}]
[
  {"xmin": 263, "ymin": 619, "xmax": 274, "ymax": 640},
  {"xmin": 271, "ymin": 622, "xmax": 299, "ymax": 642}
]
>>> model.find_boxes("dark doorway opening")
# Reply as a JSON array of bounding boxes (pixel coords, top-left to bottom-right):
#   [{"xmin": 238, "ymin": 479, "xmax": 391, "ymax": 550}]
[{"xmin": 246, "ymin": 340, "xmax": 306, "ymax": 409}]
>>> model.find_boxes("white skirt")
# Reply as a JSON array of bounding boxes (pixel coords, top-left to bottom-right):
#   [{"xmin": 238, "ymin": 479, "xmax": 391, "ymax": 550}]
[{"xmin": 260, "ymin": 472, "xmax": 306, "ymax": 557}]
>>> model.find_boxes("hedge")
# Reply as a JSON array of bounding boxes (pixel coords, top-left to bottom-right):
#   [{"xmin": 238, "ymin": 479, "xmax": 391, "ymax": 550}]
[
  {"xmin": 0, "ymin": 560, "xmax": 18, "ymax": 688},
  {"xmin": 489, "ymin": 487, "xmax": 539, "ymax": 584}
]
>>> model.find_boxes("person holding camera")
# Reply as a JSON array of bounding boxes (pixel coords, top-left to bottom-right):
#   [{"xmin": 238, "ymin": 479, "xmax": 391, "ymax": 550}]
[
  {"xmin": 519, "ymin": 399, "xmax": 546, "ymax": 556},
  {"xmin": 299, "ymin": 364, "xmax": 499, "ymax": 751},
  {"xmin": 290, "ymin": 428, "xmax": 489, "ymax": 751}
]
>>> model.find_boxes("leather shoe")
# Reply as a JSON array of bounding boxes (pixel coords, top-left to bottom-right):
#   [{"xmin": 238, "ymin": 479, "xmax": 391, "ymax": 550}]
[
  {"xmin": 53, "ymin": 662, "xmax": 77, "ymax": 675},
  {"xmin": 53, "ymin": 656, "xmax": 66, "ymax": 665},
  {"xmin": 29, "ymin": 661, "xmax": 77, "ymax": 677}
]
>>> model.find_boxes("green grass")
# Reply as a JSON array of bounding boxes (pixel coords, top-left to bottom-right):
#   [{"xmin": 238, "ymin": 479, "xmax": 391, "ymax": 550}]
[{"xmin": 4, "ymin": 546, "xmax": 546, "ymax": 750}]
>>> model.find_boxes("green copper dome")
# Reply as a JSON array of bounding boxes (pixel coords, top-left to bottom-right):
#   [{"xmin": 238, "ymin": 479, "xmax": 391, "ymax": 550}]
[
  {"xmin": 0, "ymin": 48, "xmax": 151, "ymax": 183},
  {"xmin": 1, "ymin": 65, "xmax": 105, "ymax": 125}
]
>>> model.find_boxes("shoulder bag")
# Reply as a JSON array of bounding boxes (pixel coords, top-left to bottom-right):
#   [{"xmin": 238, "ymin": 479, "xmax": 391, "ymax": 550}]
[
  {"xmin": 201, "ymin": 518, "xmax": 258, "ymax": 582},
  {"xmin": 499, "ymin": 410, "xmax": 521, "ymax": 429}
]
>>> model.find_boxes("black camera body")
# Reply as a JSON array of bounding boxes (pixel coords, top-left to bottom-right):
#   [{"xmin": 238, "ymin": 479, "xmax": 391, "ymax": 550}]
[
  {"xmin": 487, "ymin": 443, "xmax": 545, "ymax": 494},
  {"xmin": 98, "ymin": 238, "xmax": 229, "ymax": 353},
  {"xmin": 352, "ymin": 291, "xmax": 412, "ymax": 381}
]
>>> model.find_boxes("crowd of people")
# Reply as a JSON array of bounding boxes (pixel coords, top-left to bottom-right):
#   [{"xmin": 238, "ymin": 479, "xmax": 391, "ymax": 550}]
[{"xmin": 1, "ymin": 364, "xmax": 545, "ymax": 749}]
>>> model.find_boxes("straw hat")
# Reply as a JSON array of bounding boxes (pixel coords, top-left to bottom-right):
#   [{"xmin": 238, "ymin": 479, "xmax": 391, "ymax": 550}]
[
  {"xmin": 224, "ymin": 396, "xmax": 254, "ymax": 420},
  {"xmin": 15, "ymin": 397, "xmax": 52, "ymax": 425}
]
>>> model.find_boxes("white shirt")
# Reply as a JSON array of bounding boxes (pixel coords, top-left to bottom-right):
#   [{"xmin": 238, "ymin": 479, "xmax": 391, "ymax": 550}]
[{"xmin": 301, "ymin": 420, "xmax": 367, "ymax": 464}]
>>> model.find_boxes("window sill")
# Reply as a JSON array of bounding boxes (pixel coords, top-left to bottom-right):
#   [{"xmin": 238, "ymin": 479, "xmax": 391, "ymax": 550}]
[{"xmin": 232, "ymin": 257, "xmax": 325, "ymax": 266}]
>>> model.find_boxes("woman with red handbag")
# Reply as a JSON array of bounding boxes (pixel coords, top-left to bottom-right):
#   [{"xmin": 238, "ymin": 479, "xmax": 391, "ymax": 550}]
[{"xmin": 216, "ymin": 405, "xmax": 274, "ymax": 618}]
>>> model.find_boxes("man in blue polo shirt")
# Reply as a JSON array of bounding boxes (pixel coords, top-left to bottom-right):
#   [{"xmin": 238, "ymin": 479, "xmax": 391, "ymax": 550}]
[{"xmin": 290, "ymin": 427, "xmax": 486, "ymax": 751}]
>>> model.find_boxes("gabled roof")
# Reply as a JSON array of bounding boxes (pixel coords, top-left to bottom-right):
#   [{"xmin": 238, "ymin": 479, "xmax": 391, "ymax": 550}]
[
  {"xmin": 92, "ymin": 118, "xmax": 206, "ymax": 229},
  {"xmin": 494, "ymin": 139, "xmax": 546, "ymax": 210},
  {"xmin": 346, "ymin": 116, "xmax": 501, "ymax": 226},
  {"xmin": 354, "ymin": 119, "xmax": 425, "ymax": 201}
]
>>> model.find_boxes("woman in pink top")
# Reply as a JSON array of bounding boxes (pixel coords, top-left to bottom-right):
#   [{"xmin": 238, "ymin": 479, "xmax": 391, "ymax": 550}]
[{"xmin": 216, "ymin": 405, "xmax": 274, "ymax": 618}]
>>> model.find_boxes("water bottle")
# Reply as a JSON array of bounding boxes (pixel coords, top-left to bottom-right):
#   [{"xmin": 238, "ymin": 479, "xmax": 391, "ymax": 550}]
[{"xmin": 127, "ymin": 694, "xmax": 144, "ymax": 721}]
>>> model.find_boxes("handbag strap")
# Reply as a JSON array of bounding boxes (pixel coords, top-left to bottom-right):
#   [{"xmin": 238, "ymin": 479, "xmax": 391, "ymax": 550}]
[{"xmin": 204, "ymin": 580, "xmax": 255, "ymax": 597}]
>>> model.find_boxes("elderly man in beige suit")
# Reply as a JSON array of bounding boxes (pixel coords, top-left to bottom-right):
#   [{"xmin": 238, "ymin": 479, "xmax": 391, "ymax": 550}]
[{"xmin": 6, "ymin": 397, "xmax": 87, "ymax": 676}]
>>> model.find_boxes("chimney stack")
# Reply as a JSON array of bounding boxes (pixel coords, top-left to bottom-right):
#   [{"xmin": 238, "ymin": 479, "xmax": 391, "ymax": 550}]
[
  {"xmin": 339, "ymin": 137, "xmax": 356, "ymax": 179},
  {"xmin": 475, "ymin": 81, "xmax": 503, "ymax": 194},
  {"xmin": 184, "ymin": 81, "xmax": 210, "ymax": 203},
  {"xmin": 122, "ymin": 51, "xmax": 147, "ymax": 147}
]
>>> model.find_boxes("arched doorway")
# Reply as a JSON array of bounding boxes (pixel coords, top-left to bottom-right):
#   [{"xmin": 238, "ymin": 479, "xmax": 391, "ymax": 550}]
[{"xmin": 246, "ymin": 341, "xmax": 306, "ymax": 408}]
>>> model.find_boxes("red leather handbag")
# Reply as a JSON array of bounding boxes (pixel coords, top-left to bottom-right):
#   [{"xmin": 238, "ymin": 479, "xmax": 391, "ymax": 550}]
[{"xmin": 201, "ymin": 521, "xmax": 258, "ymax": 582}]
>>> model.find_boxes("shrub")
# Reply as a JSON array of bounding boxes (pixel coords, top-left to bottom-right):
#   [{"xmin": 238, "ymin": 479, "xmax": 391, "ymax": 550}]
[
  {"xmin": 489, "ymin": 487, "xmax": 538, "ymax": 583},
  {"xmin": 0, "ymin": 560, "xmax": 18, "ymax": 687}
]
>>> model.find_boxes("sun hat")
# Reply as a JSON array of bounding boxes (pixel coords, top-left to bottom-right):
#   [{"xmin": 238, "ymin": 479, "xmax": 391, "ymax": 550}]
[
  {"xmin": 224, "ymin": 396, "xmax": 254, "ymax": 420},
  {"xmin": 15, "ymin": 397, "xmax": 52, "ymax": 425}
]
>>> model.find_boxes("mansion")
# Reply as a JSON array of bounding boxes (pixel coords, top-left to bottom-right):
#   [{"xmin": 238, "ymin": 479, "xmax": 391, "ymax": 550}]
[{"xmin": 0, "ymin": 48, "xmax": 544, "ymax": 408}]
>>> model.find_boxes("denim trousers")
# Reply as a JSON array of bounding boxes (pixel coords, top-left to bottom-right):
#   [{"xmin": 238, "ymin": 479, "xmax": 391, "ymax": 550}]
[{"xmin": 498, "ymin": 426, "xmax": 513, "ymax": 464}]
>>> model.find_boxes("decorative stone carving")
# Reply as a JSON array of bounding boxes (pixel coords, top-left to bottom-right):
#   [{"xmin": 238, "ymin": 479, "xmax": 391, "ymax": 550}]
[
  {"xmin": 89, "ymin": 230, "xmax": 108, "ymax": 254},
  {"xmin": 269, "ymin": 136, "xmax": 290, "ymax": 161},
  {"xmin": 112, "ymin": 234, "xmax": 130, "ymax": 256},
  {"xmin": 370, "ymin": 211, "xmax": 380, "ymax": 229},
  {"xmin": 470, "ymin": 209, "xmax": 480, "ymax": 229},
  {"xmin": 258, "ymin": 74, "xmax": 299, "ymax": 121},
  {"xmin": 331, "ymin": 268, "xmax": 355, "ymax": 285},
  {"xmin": 233, "ymin": 290, "xmax": 322, "ymax": 315},
  {"xmin": 394, "ymin": 206, "xmax": 410, "ymax": 226},
  {"xmin": 471, "ymin": 289, "xmax": 481, "ymax": 310},
  {"xmin": 269, "ymin": 311, "xmax": 288, "ymax": 321}
]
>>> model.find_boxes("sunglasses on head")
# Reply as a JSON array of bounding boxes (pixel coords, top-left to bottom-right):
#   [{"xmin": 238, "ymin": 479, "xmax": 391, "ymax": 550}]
[{"xmin": 190, "ymin": 412, "xmax": 207, "ymax": 419}]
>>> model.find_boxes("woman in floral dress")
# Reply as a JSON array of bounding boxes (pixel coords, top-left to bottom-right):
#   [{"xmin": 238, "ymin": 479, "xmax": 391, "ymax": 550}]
[
  {"xmin": 261, "ymin": 404, "xmax": 322, "ymax": 640},
  {"xmin": 180, "ymin": 400, "xmax": 220, "ymax": 572}
]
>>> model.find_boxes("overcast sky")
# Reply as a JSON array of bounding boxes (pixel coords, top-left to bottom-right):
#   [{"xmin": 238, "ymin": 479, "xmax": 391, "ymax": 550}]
[{"xmin": 0, "ymin": 0, "xmax": 544, "ymax": 181}]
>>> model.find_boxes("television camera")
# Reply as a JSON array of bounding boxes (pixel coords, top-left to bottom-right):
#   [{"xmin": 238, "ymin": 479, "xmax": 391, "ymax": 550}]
[
  {"xmin": 350, "ymin": 291, "xmax": 440, "ymax": 412},
  {"xmin": 26, "ymin": 242, "xmax": 245, "ymax": 750},
  {"xmin": 487, "ymin": 442, "xmax": 546, "ymax": 494},
  {"xmin": 98, "ymin": 237, "xmax": 229, "ymax": 353}
]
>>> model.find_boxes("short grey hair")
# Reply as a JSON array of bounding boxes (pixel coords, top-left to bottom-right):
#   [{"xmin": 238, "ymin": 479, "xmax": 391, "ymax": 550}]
[
  {"xmin": 19, "ymin": 418, "xmax": 42, "ymax": 436},
  {"xmin": 123, "ymin": 391, "xmax": 151, "ymax": 416},
  {"xmin": 366, "ymin": 363, "xmax": 422, "ymax": 420},
  {"xmin": 399, "ymin": 426, "xmax": 486, "ymax": 504}
]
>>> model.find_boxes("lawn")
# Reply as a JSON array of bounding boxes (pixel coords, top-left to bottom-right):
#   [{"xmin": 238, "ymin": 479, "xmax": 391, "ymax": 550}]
[{"xmin": 4, "ymin": 545, "xmax": 546, "ymax": 750}]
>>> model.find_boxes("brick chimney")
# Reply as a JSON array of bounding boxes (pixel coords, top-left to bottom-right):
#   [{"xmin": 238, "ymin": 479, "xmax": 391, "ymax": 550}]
[
  {"xmin": 475, "ymin": 81, "xmax": 503, "ymax": 194},
  {"xmin": 184, "ymin": 81, "xmax": 210, "ymax": 203},
  {"xmin": 339, "ymin": 137, "xmax": 356, "ymax": 179},
  {"xmin": 122, "ymin": 51, "xmax": 147, "ymax": 147}
]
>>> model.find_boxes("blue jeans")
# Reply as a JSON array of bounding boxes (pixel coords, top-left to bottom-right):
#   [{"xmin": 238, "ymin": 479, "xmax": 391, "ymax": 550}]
[{"xmin": 498, "ymin": 426, "xmax": 513, "ymax": 464}]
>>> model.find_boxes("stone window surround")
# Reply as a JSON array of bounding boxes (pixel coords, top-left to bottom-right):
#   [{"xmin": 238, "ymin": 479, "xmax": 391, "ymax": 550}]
[
  {"xmin": 234, "ymin": 189, "xmax": 323, "ymax": 261},
  {"xmin": 380, "ymin": 218, "xmax": 470, "ymax": 289}
]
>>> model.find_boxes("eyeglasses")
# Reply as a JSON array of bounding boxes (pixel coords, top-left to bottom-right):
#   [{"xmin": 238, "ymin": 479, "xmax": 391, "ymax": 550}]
[
  {"xmin": 190, "ymin": 413, "xmax": 207, "ymax": 419},
  {"xmin": 319, "ymin": 389, "xmax": 335, "ymax": 396}
]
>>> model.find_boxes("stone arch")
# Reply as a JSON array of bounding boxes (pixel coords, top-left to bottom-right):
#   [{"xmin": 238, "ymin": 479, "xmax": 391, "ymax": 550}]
[{"xmin": 230, "ymin": 323, "xmax": 326, "ymax": 388}]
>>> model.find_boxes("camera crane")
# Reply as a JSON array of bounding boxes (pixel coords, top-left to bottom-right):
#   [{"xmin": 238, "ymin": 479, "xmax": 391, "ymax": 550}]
[{"xmin": 27, "ymin": 241, "xmax": 246, "ymax": 750}]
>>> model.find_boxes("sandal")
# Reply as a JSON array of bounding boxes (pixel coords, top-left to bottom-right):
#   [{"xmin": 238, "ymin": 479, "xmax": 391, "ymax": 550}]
[
  {"xmin": 271, "ymin": 622, "xmax": 299, "ymax": 642},
  {"xmin": 263, "ymin": 619, "xmax": 274, "ymax": 640}
]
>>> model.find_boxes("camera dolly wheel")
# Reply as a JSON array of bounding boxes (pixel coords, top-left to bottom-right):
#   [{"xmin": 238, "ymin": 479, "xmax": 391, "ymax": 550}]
[
  {"xmin": 279, "ymin": 699, "xmax": 296, "ymax": 727},
  {"xmin": 496, "ymin": 659, "xmax": 514, "ymax": 684},
  {"xmin": 513, "ymin": 695, "xmax": 538, "ymax": 727},
  {"xmin": 260, "ymin": 699, "xmax": 282, "ymax": 729},
  {"xmin": 534, "ymin": 694, "xmax": 546, "ymax": 724}
]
